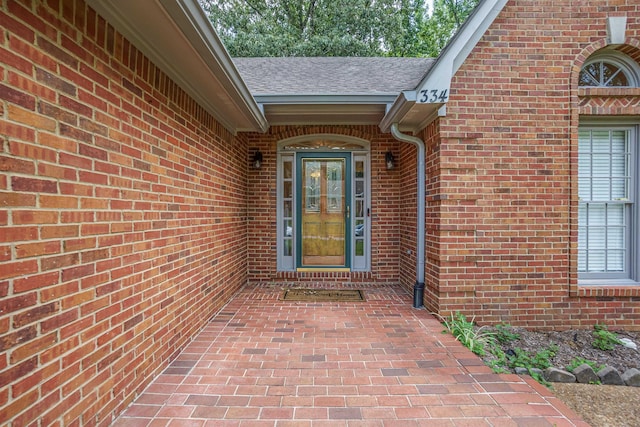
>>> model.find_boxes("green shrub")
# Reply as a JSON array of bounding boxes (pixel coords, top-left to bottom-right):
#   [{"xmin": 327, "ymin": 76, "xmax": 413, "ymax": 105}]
[
  {"xmin": 565, "ymin": 357, "xmax": 605, "ymax": 373},
  {"xmin": 438, "ymin": 312, "xmax": 497, "ymax": 356},
  {"xmin": 494, "ymin": 323, "xmax": 520, "ymax": 344},
  {"xmin": 506, "ymin": 345, "xmax": 558, "ymax": 371},
  {"xmin": 592, "ymin": 323, "xmax": 623, "ymax": 351}
]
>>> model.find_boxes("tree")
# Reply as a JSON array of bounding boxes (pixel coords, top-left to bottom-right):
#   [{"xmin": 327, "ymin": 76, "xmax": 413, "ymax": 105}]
[
  {"xmin": 200, "ymin": 0, "xmax": 479, "ymax": 57},
  {"xmin": 200, "ymin": 0, "xmax": 426, "ymax": 57},
  {"xmin": 417, "ymin": 0, "xmax": 480, "ymax": 57}
]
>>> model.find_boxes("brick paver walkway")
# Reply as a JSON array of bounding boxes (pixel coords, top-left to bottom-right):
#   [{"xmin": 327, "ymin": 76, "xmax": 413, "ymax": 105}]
[{"xmin": 112, "ymin": 284, "xmax": 588, "ymax": 426}]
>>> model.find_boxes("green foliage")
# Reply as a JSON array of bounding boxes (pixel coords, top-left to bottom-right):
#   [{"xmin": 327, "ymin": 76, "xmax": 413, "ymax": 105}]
[
  {"xmin": 505, "ymin": 345, "xmax": 558, "ymax": 371},
  {"xmin": 200, "ymin": 0, "xmax": 480, "ymax": 57},
  {"xmin": 484, "ymin": 345, "xmax": 510, "ymax": 374},
  {"xmin": 494, "ymin": 323, "xmax": 520, "ymax": 344},
  {"xmin": 565, "ymin": 357, "xmax": 606, "ymax": 373},
  {"xmin": 592, "ymin": 323, "xmax": 623, "ymax": 351},
  {"xmin": 417, "ymin": 0, "xmax": 481, "ymax": 56},
  {"xmin": 438, "ymin": 312, "xmax": 496, "ymax": 356},
  {"xmin": 486, "ymin": 340, "xmax": 558, "ymax": 386},
  {"xmin": 439, "ymin": 316, "xmax": 558, "ymax": 387},
  {"xmin": 528, "ymin": 370, "xmax": 551, "ymax": 387},
  {"xmin": 201, "ymin": 0, "xmax": 427, "ymax": 57}
]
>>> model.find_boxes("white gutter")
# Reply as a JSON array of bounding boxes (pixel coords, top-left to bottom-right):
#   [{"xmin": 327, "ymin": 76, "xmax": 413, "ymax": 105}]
[
  {"xmin": 161, "ymin": 0, "xmax": 268, "ymax": 132},
  {"xmin": 390, "ymin": 124, "xmax": 425, "ymax": 309},
  {"xmin": 86, "ymin": 0, "xmax": 268, "ymax": 134}
]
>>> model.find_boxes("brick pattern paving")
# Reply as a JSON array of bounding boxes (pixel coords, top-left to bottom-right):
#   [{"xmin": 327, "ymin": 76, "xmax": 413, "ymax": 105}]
[{"xmin": 113, "ymin": 284, "xmax": 588, "ymax": 426}]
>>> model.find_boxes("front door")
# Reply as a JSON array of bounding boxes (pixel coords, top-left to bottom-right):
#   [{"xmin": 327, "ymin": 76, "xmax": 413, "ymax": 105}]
[{"xmin": 297, "ymin": 153, "xmax": 351, "ymax": 269}]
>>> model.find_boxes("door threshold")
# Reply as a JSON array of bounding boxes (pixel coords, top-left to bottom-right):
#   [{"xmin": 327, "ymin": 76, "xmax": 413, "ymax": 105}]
[{"xmin": 296, "ymin": 268, "xmax": 351, "ymax": 272}]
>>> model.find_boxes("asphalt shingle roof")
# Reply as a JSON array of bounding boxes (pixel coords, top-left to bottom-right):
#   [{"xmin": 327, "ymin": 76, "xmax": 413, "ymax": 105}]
[{"xmin": 233, "ymin": 57, "xmax": 435, "ymax": 96}]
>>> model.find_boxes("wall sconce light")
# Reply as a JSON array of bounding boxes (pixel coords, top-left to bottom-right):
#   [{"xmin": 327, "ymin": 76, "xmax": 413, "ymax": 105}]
[
  {"xmin": 385, "ymin": 151, "xmax": 395, "ymax": 170},
  {"xmin": 252, "ymin": 150, "xmax": 263, "ymax": 169}
]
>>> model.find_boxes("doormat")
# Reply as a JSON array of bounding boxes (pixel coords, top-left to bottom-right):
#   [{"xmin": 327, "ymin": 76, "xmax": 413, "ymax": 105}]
[{"xmin": 281, "ymin": 288, "xmax": 365, "ymax": 302}]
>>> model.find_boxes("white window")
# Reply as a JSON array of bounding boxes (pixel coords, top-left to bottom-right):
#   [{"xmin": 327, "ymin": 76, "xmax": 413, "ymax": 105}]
[{"xmin": 578, "ymin": 127, "xmax": 638, "ymax": 282}]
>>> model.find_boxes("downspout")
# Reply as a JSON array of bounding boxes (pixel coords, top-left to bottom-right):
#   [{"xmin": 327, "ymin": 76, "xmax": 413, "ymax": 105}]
[{"xmin": 390, "ymin": 123, "xmax": 425, "ymax": 309}]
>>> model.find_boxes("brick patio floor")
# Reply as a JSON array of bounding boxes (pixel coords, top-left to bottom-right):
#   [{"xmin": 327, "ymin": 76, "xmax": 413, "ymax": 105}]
[{"xmin": 112, "ymin": 284, "xmax": 589, "ymax": 426}]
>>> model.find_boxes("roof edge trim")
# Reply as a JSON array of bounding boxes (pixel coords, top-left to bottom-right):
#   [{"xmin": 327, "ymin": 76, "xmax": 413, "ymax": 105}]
[
  {"xmin": 87, "ymin": 0, "xmax": 268, "ymax": 134},
  {"xmin": 161, "ymin": 0, "xmax": 268, "ymax": 132},
  {"xmin": 254, "ymin": 94, "xmax": 399, "ymax": 105},
  {"xmin": 380, "ymin": 0, "xmax": 508, "ymax": 132}
]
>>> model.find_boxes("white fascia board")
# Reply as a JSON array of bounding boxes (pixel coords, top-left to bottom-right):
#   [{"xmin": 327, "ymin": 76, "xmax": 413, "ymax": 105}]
[
  {"xmin": 87, "ymin": 0, "xmax": 268, "ymax": 134},
  {"xmin": 254, "ymin": 94, "xmax": 398, "ymax": 105},
  {"xmin": 415, "ymin": 0, "xmax": 508, "ymax": 102},
  {"xmin": 161, "ymin": 0, "xmax": 268, "ymax": 132},
  {"xmin": 380, "ymin": 0, "xmax": 508, "ymax": 132}
]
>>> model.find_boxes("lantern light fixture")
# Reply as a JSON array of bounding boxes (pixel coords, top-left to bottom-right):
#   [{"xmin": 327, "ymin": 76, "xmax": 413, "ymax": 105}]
[
  {"xmin": 252, "ymin": 150, "xmax": 263, "ymax": 169},
  {"xmin": 385, "ymin": 151, "xmax": 395, "ymax": 170}
]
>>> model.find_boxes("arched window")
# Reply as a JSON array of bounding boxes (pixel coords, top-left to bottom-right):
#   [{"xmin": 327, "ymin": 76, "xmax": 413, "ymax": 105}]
[
  {"xmin": 578, "ymin": 52, "xmax": 640, "ymax": 87},
  {"xmin": 577, "ymin": 51, "xmax": 640, "ymax": 285}
]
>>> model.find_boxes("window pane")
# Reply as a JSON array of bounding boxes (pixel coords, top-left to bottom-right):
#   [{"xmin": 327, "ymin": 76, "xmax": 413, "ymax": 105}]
[
  {"xmin": 611, "ymin": 179, "xmax": 627, "ymax": 199},
  {"xmin": 607, "ymin": 250, "xmax": 625, "ymax": 271},
  {"xmin": 591, "ymin": 179, "xmax": 610, "ymax": 200},
  {"xmin": 588, "ymin": 250, "xmax": 606, "ymax": 272},
  {"xmin": 608, "ymin": 227, "xmax": 624, "ymax": 248},
  {"xmin": 592, "ymin": 131, "xmax": 611, "ymax": 150},
  {"xmin": 578, "ymin": 177, "xmax": 591, "ymax": 200},
  {"xmin": 591, "ymin": 154, "xmax": 610, "ymax": 176},
  {"xmin": 355, "ymin": 181, "xmax": 364, "ymax": 198},
  {"xmin": 579, "ymin": 60, "xmax": 631, "ymax": 87},
  {"xmin": 283, "ymin": 160, "xmax": 292, "ymax": 179},
  {"xmin": 578, "ymin": 63, "xmax": 600, "ymax": 86},
  {"xmin": 578, "ymin": 248, "xmax": 586, "ymax": 271},
  {"xmin": 608, "ymin": 204, "xmax": 624, "ymax": 225},
  {"xmin": 611, "ymin": 132, "xmax": 627, "ymax": 151}
]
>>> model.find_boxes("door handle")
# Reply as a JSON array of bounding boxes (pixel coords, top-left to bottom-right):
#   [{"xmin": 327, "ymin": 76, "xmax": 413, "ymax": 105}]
[{"xmin": 346, "ymin": 205, "xmax": 350, "ymax": 219}]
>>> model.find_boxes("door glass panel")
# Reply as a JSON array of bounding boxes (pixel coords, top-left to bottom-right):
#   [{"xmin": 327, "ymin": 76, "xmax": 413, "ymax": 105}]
[
  {"xmin": 280, "ymin": 155, "xmax": 294, "ymax": 270},
  {"xmin": 284, "ymin": 181, "xmax": 292, "ymax": 198},
  {"xmin": 301, "ymin": 158, "xmax": 346, "ymax": 266},
  {"xmin": 283, "ymin": 160, "xmax": 292, "ymax": 178},
  {"xmin": 353, "ymin": 158, "xmax": 367, "ymax": 268}
]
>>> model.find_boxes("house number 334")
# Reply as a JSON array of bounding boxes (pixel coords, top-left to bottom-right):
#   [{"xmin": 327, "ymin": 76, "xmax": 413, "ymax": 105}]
[{"xmin": 419, "ymin": 89, "xmax": 449, "ymax": 103}]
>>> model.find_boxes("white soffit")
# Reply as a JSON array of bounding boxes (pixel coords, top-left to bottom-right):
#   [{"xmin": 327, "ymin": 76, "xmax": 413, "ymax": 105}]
[
  {"xmin": 379, "ymin": 0, "xmax": 508, "ymax": 133},
  {"xmin": 86, "ymin": 0, "xmax": 268, "ymax": 134},
  {"xmin": 254, "ymin": 94, "xmax": 397, "ymax": 126}
]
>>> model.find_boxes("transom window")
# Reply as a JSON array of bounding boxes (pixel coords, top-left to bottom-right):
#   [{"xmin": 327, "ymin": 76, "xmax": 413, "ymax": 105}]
[
  {"xmin": 578, "ymin": 127, "xmax": 638, "ymax": 282},
  {"xmin": 578, "ymin": 52, "xmax": 639, "ymax": 87}
]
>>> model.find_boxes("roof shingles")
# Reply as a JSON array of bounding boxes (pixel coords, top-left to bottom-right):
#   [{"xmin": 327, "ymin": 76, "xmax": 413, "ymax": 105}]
[{"xmin": 233, "ymin": 57, "xmax": 435, "ymax": 96}]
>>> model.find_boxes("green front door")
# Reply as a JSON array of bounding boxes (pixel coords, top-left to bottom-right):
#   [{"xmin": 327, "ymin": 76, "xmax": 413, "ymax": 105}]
[{"xmin": 296, "ymin": 153, "xmax": 351, "ymax": 269}]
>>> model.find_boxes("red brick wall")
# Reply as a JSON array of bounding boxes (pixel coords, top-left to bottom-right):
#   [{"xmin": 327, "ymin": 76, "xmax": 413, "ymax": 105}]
[
  {"xmin": 0, "ymin": 1, "xmax": 248, "ymax": 425},
  {"xmin": 417, "ymin": 120, "xmax": 442, "ymax": 313},
  {"xmin": 433, "ymin": 0, "xmax": 640, "ymax": 329},
  {"xmin": 245, "ymin": 126, "xmax": 403, "ymax": 286}
]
